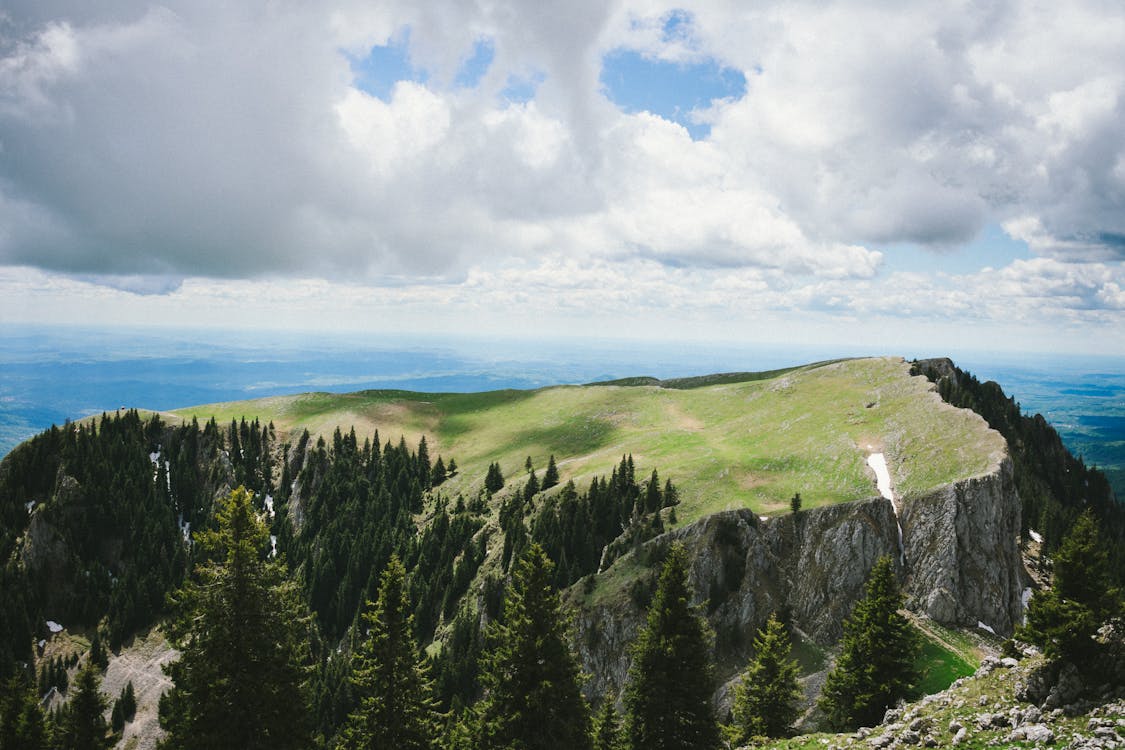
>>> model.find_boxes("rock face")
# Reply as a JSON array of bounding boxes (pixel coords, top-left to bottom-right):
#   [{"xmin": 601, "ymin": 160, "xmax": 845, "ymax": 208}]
[
  {"xmin": 900, "ymin": 457, "xmax": 1027, "ymax": 635},
  {"xmin": 573, "ymin": 496, "xmax": 903, "ymax": 703},
  {"xmin": 572, "ymin": 457, "xmax": 1026, "ymax": 708}
]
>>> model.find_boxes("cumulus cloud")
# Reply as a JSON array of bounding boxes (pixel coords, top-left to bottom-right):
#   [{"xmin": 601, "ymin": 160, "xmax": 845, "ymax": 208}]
[{"xmin": 0, "ymin": 0, "xmax": 1122, "ymax": 302}]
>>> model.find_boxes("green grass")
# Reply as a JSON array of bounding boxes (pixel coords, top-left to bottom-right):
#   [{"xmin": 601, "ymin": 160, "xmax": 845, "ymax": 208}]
[
  {"xmin": 911, "ymin": 637, "xmax": 976, "ymax": 697},
  {"xmin": 169, "ymin": 357, "xmax": 1006, "ymax": 528}
]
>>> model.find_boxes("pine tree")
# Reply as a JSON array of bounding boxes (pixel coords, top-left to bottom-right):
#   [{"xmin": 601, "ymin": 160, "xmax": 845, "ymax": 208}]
[
  {"xmin": 592, "ymin": 696, "xmax": 624, "ymax": 750},
  {"xmin": 1021, "ymin": 510, "xmax": 1123, "ymax": 665},
  {"xmin": 790, "ymin": 492, "xmax": 802, "ymax": 515},
  {"xmin": 158, "ymin": 487, "xmax": 311, "ymax": 750},
  {"xmin": 88, "ymin": 631, "xmax": 108, "ymax": 671},
  {"xmin": 447, "ymin": 458, "xmax": 458, "ymax": 476},
  {"xmin": 0, "ymin": 675, "xmax": 48, "ymax": 750},
  {"xmin": 485, "ymin": 463, "xmax": 505, "ymax": 493},
  {"xmin": 339, "ymin": 555, "xmax": 440, "ymax": 750},
  {"xmin": 819, "ymin": 556, "xmax": 919, "ymax": 730},
  {"xmin": 624, "ymin": 543, "xmax": 721, "ymax": 750},
  {"xmin": 471, "ymin": 544, "xmax": 592, "ymax": 750},
  {"xmin": 432, "ymin": 456, "xmax": 447, "ymax": 487},
  {"xmin": 417, "ymin": 437, "xmax": 432, "ymax": 489},
  {"xmin": 731, "ymin": 613, "xmax": 802, "ymax": 741},
  {"xmin": 60, "ymin": 662, "xmax": 111, "ymax": 750},
  {"xmin": 542, "ymin": 455, "xmax": 560, "ymax": 490}
]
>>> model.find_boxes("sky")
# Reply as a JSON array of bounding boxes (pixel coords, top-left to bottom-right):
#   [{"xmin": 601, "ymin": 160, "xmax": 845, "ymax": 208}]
[{"xmin": 1, "ymin": 1, "xmax": 1124, "ymax": 355}]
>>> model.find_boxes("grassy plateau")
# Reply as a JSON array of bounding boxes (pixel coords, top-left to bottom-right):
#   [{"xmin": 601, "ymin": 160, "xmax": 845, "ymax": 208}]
[{"xmin": 168, "ymin": 357, "xmax": 1006, "ymax": 528}]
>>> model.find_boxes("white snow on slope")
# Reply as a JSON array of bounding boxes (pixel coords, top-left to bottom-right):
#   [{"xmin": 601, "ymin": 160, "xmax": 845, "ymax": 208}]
[
  {"xmin": 867, "ymin": 451, "xmax": 904, "ymax": 565},
  {"xmin": 867, "ymin": 452, "xmax": 894, "ymax": 501}
]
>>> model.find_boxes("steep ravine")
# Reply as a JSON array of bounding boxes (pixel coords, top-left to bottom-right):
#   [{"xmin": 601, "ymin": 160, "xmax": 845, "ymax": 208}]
[{"xmin": 570, "ymin": 450, "xmax": 1028, "ymax": 713}]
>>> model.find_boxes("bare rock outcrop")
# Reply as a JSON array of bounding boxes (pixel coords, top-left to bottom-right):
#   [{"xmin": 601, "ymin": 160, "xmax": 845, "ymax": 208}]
[
  {"xmin": 571, "ymin": 458, "xmax": 1026, "ymax": 713},
  {"xmin": 900, "ymin": 457, "xmax": 1027, "ymax": 635}
]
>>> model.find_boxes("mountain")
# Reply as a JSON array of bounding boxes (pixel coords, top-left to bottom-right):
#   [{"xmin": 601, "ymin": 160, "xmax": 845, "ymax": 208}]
[{"xmin": 0, "ymin": 355, "xmax": 1121, "ymax": 747}]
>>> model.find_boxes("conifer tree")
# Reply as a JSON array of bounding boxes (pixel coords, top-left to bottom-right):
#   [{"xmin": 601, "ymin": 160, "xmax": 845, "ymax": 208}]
[
  {"xmin": 790, "ymin": 492, "xmax": 802, "ymax": 515},
  {"xmin": 1021, "ymin": 510, "xmax": 1123, "ymax": 665},
  {"xmin": 624, "ymin": 543, "xmax": 721, "ymax": 750},
  {"xmin": 542, "ymin": 455, "xmax": 560, "ymax": 490},
  {"xmin": 471, "ymin": 544, "xmax": 592, "ymax": 750},
  {"xmin": 0, "ymin": 675, "xmax": 48, "ymax": 750},
  {"xmin": 432, "ymin": 456, "xmax": 447, "ymax": 487},
  {"xmin": 819, "ymin": 556, "xmax": 918, "ymax": 730},
  {"xmin": 339, "ymin": 555, "xmax": 440, "ymax": 750},
  {"xmin": 59, "ymin": 662, "xmax": 111, "ymax": 750},
  {"xmin": 731, "ymin": 613, "xmax": 802, "ymax": 741},
  {"xmin": 484, "ymin": 463, "xmax": 505, "ymax": 493},
  {"xmin": 158, "ymin": 487, "xmax": 311, "ymax": 750},
  {"xmin": 592, "ymin": 696, "xmax": 624, "ymax": 750},
  {"xmin": 88, "ymin": 631, "xmax": 108, "ymax": 671}
]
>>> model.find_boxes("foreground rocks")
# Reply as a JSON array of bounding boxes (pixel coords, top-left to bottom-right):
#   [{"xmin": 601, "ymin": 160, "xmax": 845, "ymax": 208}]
[{"xmin": 772, "ymin": 652, "xmax": 1125, "ymax": 750}]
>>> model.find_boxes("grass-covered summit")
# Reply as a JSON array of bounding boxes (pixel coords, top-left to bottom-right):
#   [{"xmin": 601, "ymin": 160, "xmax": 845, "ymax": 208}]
[{"xmin": 171, "ymin": 356, "xmax": 1005, "ymax": 526}]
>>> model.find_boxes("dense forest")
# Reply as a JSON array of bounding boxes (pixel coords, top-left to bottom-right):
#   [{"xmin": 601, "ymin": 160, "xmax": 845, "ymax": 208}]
[{"xmin": 0, "ymin": 408, "xmax": 683, "ymax": 746}]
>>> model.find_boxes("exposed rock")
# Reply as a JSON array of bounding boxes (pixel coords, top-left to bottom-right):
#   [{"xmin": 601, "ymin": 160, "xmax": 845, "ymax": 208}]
[
  {"xmin": 1008, "ymin": 724, "xmax": 1056, "ymax": 744},
  {"xmin": 951, "ymin": 727, "xmax": 968, "ymax": 744},
  {"xmin": 899, "ymin": 458, "xmax": 1027, "ymax": 636},
  {"xmin": 573, "ymin": 450, "xmax": 1028, "ymax": 710},
  {"xmin": 572, "ymin": 498, "xmax": 901, "ymax": 704}
]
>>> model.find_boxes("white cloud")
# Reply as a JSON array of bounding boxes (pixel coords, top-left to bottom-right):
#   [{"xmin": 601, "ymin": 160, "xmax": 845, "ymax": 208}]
[{"xmin": 0, "ymin": 0, "xmax": 1122, "ymax": 351}]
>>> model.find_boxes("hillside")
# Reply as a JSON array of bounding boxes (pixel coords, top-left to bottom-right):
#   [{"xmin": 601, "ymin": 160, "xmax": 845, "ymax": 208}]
[
  {"xmin": 170, "ymin": 356, "xmax": 1005, "ymax": 524},
  {"xmin": 5, "ymin": 354, "xmax": 1120, "ymax": 749}
]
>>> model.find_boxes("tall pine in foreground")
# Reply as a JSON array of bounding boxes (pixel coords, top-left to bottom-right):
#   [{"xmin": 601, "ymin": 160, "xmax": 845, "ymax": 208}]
[
  {"xmin": 0, "ymin": 674, "xmax": 48, "ymax": 750},
  {"xmin": 159, "ymin": 487, "xmax": 311, "ymax": 750},
  {"xmin": 731, "ymin": 612, "xmax": 802, "ymax": 741},
  {"xmin": 624, "ymin": 543, "xmax": 721, "ymax": 750},
  {"xmin": 338, "ymin": 555, "xmax": 440, "ymax": 750},
  {"xmin": 469, "ymin": 544, "xmax": 592, "ymax": 750},
  {"xmin": 1021, "ymin": 510, "xmax": 1123, "ymax": 667},
  {"xmin": 592, "ymin": 696, "xmax": 624, "ymax": 750},
  {"xmin": 819, "ymin": 556, "xmax": 919, "ymax": 730},
  {"xmin": 59, "ymin": 662, "xmax": 111, "ymax": 750}
]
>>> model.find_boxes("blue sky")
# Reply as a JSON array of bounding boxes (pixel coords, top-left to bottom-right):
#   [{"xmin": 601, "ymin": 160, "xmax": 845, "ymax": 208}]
[{"xmin": 0, "ymin": 2, "xmax": 1122, "ymax": 355}]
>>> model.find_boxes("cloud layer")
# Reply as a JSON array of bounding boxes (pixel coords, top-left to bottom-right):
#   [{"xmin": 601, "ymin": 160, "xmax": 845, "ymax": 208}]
[{"xmin": 1, "ymin": 0, "xmax": 1123, "ymax": 341}]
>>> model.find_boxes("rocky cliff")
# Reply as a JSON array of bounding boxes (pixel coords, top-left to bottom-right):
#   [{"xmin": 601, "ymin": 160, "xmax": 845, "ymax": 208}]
[
  {"xmin": 901, "ymin": 457, "xmax": 1027, "ymax": 635},
  {"xmin": 571, "ymin": 455, "xmax": 1027, "ymax": 709}
]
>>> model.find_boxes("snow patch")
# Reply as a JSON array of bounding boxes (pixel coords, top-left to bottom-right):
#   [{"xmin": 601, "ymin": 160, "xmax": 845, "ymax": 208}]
[
  {"xmin": 149, "ymin": 450, "xmax": 161, "ymax": 465},
  {"xmin": 1028, "ymin": 529, "xmax": 1043, "ymax": 544},
  {"xmin": 759, "ymin": 515, "xmax": 769, "ymax": 523},
  {"xmin": 977, "ymin": 620, "xmax": 996, "ymax": 635},
  {"xmin": 46, "ymin": 621, "xmax": 63, "ymax": 634},
  {"xmin": 264, "ymin": 494, "xmax": 275, "ymax": 519},
  {"xmin": 867, "ymin": 451, "xmax": 904, "ymax": 565},
  {"xmin": 177, "ymin": 513, "xmax": 191, "ymax": 542},
  {"xmin": 867, "ymin": 452, "xmax": 894, "ymax": 501},
  {"xmin": 270, "ymin": 535, "xmax": 278, "ymax": 558},
  {"xmin": 25, "ymin": 500, "xmax": 35, "ymax": 513}
]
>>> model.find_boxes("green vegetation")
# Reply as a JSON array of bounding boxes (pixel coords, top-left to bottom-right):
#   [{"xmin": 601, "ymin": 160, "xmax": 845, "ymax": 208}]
[
  {"xmin": 624, "ymin": 543, "xmax": 721, "ymax": 750},
  {"xmin": 1021, "ymin": 510, "xmax": 1123, "ymax": 667},
  {"xmin": 159, "ymin": 488, "xmax": 312, "ymax": 750},
  {"xmin": 730, "ymin": 613, "xmax": 802, "ymax": 742},
  {"xmin": 820, "ymin": 557, "xmax": 920, "ymax": 730},
  {"xmin": 173, "ymin": 358, "xmax": 1004, "ymax": 528},
  {"xmin": 468, "ymin": 544, "xmax": 592, "ymax": 750},
  {"xmin": 339, "ymin": 556, "xmax": 440, "ymax": 750}
]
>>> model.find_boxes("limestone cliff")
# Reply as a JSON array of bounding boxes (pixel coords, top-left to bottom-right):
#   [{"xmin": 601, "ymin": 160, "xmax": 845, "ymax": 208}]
[
  {"xmin": 900, "ymin": 457, "xmax": 1027, "ymax": 635},
  {"xmin": 571, "ymin": 456, "xmax": 1026, "ymax": 709}
]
